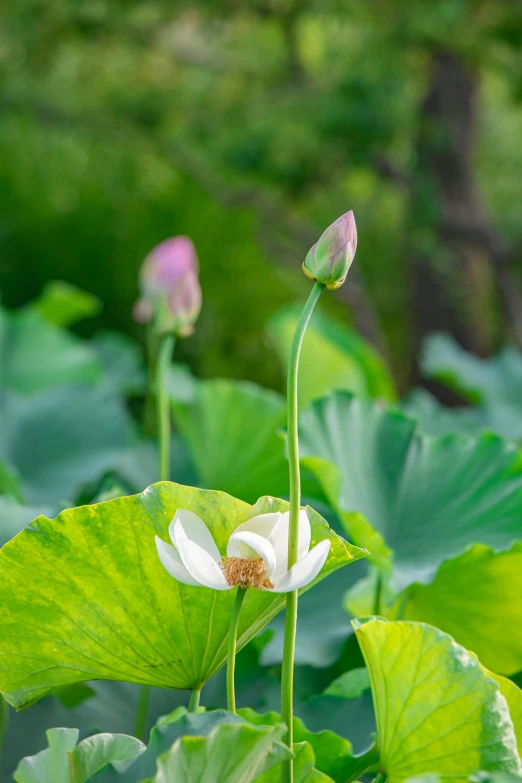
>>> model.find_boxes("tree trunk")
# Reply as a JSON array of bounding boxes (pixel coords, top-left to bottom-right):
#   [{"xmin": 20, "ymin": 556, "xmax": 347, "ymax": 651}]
[{"xmin": 409, "ymin": 49, "xmax": 522, "ymax": 378}]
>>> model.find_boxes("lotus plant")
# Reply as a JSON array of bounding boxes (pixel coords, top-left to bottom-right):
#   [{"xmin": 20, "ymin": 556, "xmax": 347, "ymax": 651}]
[
  {"xmin": 134, "ymin": 235, "xmax": 202, "ymax": 485},
  {"xmin": 279, "ymin": 210, "xmax": 357, "ymax": 782},
  {"xmin": 134, "ymin": 235, "xmax": 202, "ymax": 735}
]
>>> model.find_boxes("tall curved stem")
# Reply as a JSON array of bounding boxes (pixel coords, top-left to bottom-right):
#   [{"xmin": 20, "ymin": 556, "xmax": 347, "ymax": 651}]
[
  {"xmin": 227, "ymin": 587, "xmax": 247, "ymax": 714},
  {"xmin": 281, "ymin": 281, "xmax": 323, "ymax": 782},
  {"xmin": 134, "ymin": 683, "xmax": 150, "ymax": 740},
  {"xmin": 157, "ymin": 335, "xmax": 176, "ymax": 482},
  {"xmin": 136, "ymin": 334, "xmax": 175, "ymax": 739}
]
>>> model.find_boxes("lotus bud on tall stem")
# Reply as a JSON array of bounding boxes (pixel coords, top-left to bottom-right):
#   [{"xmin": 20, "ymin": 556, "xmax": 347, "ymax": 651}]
[
  {"xmin": 134, "ymin": 234, "xmax": 202, "ymax": 481},
  {"xmin": 133, "ymin": 235, "xmax": 202, "ymax": 736},
  {"xmin": 281, "ymin": 211, "xmax": 357, "ymax": 783}
]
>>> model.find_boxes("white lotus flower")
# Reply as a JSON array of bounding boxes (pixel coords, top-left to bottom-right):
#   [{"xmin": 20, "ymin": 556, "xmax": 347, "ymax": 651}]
[{"xmin": 155, "ymin": 508, "xmax": 331, "ymax": 593}]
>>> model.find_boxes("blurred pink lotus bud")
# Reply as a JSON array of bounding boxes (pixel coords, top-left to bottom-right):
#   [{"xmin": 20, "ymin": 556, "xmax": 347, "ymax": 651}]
[
  {"xmin": 302, "ymin": 211, "xmax": 357, "ymax": 290},
  {"xmin": 134, "ymin": 236, "xmax": 202, "ymax": 336},
  {"xmin": 167, "ymin": 268, "xmax": 202, "ymax": 337}
]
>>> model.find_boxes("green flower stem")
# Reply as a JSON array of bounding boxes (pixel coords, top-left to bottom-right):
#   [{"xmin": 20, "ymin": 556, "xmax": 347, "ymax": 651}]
[
  {"xmin": 281, "ymin": 281, "xmax": 323, "ymax": 783},
  {"xmin": 143, "ymin": 326, "xmax": 159, "ymax": 437},
  {"xmin": 157, "ymin": 335, "xmax": 176, "ymax": 482},
  {"xmin": 188, "ymin": 687, "xmax": 201, "ymax": 713},
  {"xmin": 134, "ymin": 684, "xmax": 150, "ymax": 741},
  {"xmin": 227, "ymin": 587, "xmax": 247, "ymax": 714},
  {"xmin": 373, "ymin": 571, "xmax": 383, "ymax": 616},
  {"xmin": 136, "ymin": 335, "xmax": 175, "ymax": 739}
]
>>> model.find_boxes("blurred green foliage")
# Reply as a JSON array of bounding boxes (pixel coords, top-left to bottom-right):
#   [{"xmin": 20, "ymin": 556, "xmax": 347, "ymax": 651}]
[{"xmin": 1, "ymin": 0, "xmax": 522, "ymax": 390}]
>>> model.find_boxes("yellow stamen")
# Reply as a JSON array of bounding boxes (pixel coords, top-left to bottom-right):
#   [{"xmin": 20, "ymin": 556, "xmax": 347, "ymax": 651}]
[{"xmin": 221, "ymin": 557, "xmax": 274, "ymax": 590}]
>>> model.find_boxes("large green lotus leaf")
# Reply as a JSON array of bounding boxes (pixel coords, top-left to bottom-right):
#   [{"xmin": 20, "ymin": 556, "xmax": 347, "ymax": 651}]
[
  {"xmin": 170, "ymin": 379, "xmax": 290, "ymax": 503},
  {"xmin": 420, "ymin": 333, "xmax": 522, "ymax": 440},
  {"xmin": 404, "ymin": 390, "xmax": 522, "ymax": 443},
  {"xmin": 13, "ymin": 726, "xmax": 145, "ymax": 783},
  {"xmin": 34, "ymin": 281, "xmax": 102, "ymax": 329},
  {"xmin": 92, "ymin": 332, "xmax": 146, "ymax": 397},
  {"xmin": 170, "ymin": 374, "xmax": 324, "ymax": 503},
  {"xmin": 0, "ymin": 384, "xmax": 137, "ymax": 505},
  {"xmin": 0, "ymin": 482, "xmax": 365, "ymax": 709},
  {"xmin": 267, "ymin": 306, "xmax": 396, "ymax": 410},
  {"xmin": 298, "ymin": 392, "xmax": 522, "ymax": 590},
  {"xmin": 490, "ymin": 674, "xmax": 522, "ymax": 757},
  {"xmin": 322, "ymin": 668, "xmax": 370, "ymax": 700},
  {"xmin": 354, "ymin": 618, "xmax": 522, "ymax": 782},
  {"xmin": 69, "ymin": 734, "xmax": 147, "ymax": 782},
  {"xmin": 151, "ymin": 719, "xmax": 289, "ymax": 783},
  {"xmin": 422, "ymin": 333, "xmax": 522, "ymax": 409},
  {"xmin": 14, "ymin": 727, "xmax": 79, "ymax": 783},
  {"xmin": 403, "ymin": 389, "xmax": 490, "ymax": 438},
  {"xmin": 400, "ymin": 544, "xmax": 522, "ymax": 675},
  {"xmin": 0, "ymin": 306, "xmax": 100, "ymax": 395},
  {"xmin": 238, "ymin": 707, "xmax": 355, "ymax": 781}
]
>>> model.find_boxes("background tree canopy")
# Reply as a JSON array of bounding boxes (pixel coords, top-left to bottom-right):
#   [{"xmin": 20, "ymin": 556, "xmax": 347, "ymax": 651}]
[{"xmin": 1, "ymin": 0, "xmax": 522, "ymax": 390}]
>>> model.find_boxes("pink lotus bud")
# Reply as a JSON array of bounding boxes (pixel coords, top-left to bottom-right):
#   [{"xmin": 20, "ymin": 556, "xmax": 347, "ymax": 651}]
[
  {"xmin": 302, "ymin": 211, "xmax": 357, "ymax": 290},
  {"xmin": 134, "ymin": 236, "xmax": 202, "ymax": 336},
  {"xmin": 166, "ymin": 268, "xmax": 202, "ymax": 337}
]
